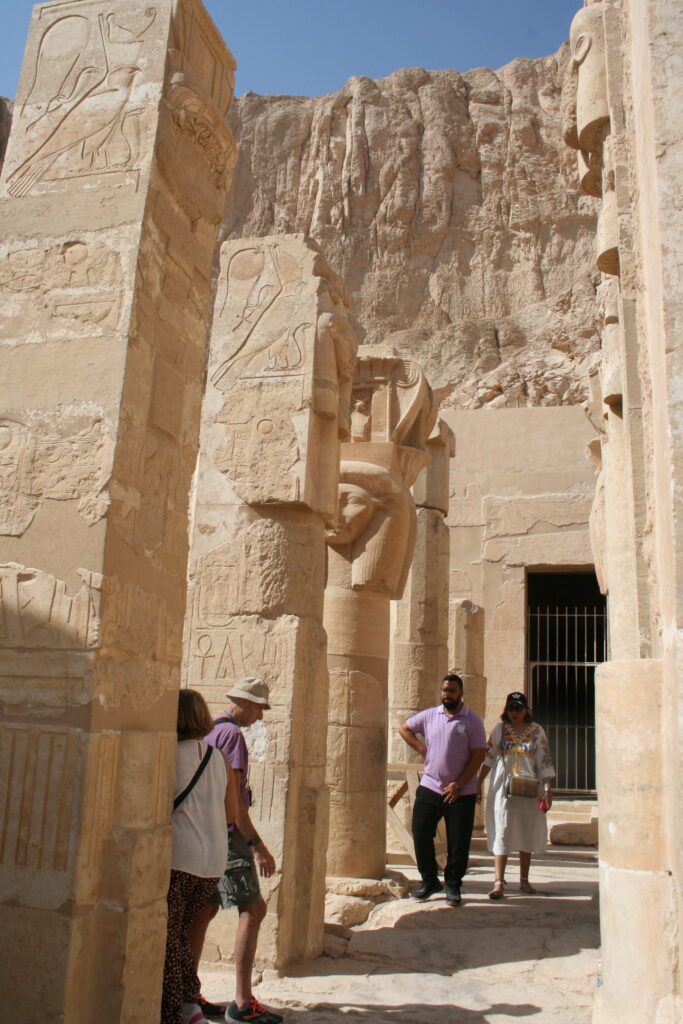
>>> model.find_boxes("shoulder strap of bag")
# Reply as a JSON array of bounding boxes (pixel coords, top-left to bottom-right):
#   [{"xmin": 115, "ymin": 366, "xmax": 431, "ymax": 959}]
[
  {"xmin": 173, "ymin": 744, "xmax": 213, "ymax": 811},
  {"xmin": 213, "ymin": 715, "xmax": 236, "ymax": 725},
  {"xmin": 500, "ymin": 723, "xmax": 510, "ymax": 770}
]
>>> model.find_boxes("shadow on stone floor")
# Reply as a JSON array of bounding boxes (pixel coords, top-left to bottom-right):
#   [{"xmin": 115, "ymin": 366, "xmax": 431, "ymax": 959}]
[
  {"xmin": 275, "ymin": 892, "xmax": 598, "ymax": 980},
  {"xmin": 267, "ymin": 1000, "xmax": 543, "ymax": 1022}
]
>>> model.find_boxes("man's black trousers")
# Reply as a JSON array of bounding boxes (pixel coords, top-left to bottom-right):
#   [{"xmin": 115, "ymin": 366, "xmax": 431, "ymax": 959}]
[{"xmin": 411, "ymin": 784, "xmax": 477, "ymax": 887}]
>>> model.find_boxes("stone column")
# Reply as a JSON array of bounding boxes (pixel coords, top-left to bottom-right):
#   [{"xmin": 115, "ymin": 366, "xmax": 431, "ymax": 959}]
[
  {"xmin": 388, "ymin": 419, "xmax": 454, "ymax": 762},
  {"xmin": 0, "ymin": 2, "xmax": 236, "ymax": 1019},
  {"xmin": 562, "ymin": 3, "xmax": 683, "ymax": 1020},
  {"xmin": 563, "ymin": 0, "xmax": 651, "ymax": 656},
  {"xmin": 325, "ymin": 349, "xmax": 437, "ymax": 878},
  {"xmin": 183, "ymin": 235, "xmax": 357, "ymax": 966}
]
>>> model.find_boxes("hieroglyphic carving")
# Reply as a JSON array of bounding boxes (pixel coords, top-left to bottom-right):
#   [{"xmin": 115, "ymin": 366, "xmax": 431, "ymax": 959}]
[
  {"xmin": 244, "ymin": 715, "xmax": 289, "ymax": 826},
  {"xmin": 170, "ymin": 0, "xmax": 235, "ymax": 116},
  {"xmin": 0, "ymin": 563, "xmax": 103, "ymax": 649},
  {"xmin": 3, "ymin": 5, "xmax": 157, "ymax": 197},
  {"xmin": 187, "ymin": 521, "xmax": 326, "ymax": 643},
  {"xmin": 210, "ymin": 244, "xmax": 310, "ymax": 393},
  {"xmin": 0, "ymin": 724, "xmax": 81, "ymax": 873},
  {"xmin": 188, "ymin": 614, "xmax": 290, "ymax": 693},
  {"xmin": 203, "ymin": 237, "xmax": 357, "ymax": 515},
  {"xmin": 0, "ymin": 241, "xmax": 123, "ymax": 346},
  {"xmin": 0, "ymin": 410, "xmax": 111, "ymax": 535},
  {"xmin": 165, "ymin": 0, "xmax": 237, "ymax": 188},
  {"xmin": 213, "ymin": 380, "xmax": 305, "ymax": 505}
]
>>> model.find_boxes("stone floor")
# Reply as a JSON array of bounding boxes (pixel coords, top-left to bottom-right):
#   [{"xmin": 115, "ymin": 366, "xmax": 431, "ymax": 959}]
[{"xmin": 200, "ymin": 846, "xmax": 600, "ymax": 1024}]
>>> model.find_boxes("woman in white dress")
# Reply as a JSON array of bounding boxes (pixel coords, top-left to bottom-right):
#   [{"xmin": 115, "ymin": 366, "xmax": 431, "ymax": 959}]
[{"xmin": 477, "ymin": 691, "xmax": 555, "ymax": 900}]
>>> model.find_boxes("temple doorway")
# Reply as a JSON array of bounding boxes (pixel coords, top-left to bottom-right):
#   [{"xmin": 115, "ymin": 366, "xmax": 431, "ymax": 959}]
[{"xmin": 526, "ymin": 571, "xmax": 607, "ymax": 796}]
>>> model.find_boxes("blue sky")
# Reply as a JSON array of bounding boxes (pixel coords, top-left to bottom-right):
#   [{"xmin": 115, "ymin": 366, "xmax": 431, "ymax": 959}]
[{"xmin": 0, "ymin": 0, "xmax": 580, "ymax": 101}]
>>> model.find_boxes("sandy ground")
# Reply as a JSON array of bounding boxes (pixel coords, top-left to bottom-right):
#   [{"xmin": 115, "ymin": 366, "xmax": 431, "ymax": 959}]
[{"xmin": 199, "ymin": 845, "xmax": 600, "ymax": 1024}]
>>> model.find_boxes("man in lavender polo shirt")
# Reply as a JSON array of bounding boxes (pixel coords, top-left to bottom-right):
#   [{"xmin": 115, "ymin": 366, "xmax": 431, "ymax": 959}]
[
  {"xmin": 188, "ymin": 677, "xmax": 282, "ymax": 1024},
  {"xmin": 398, "ymin": 673, "xmax": 486, "ymax": 906}
]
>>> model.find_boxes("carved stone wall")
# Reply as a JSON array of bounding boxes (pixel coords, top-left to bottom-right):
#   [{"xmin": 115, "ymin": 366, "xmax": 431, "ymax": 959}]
[
  {"xmin": 183, "ymin": 234, "xmax": 357, "ymax": 966},
  {"xmin": 0, "ymin": 1, "xmax": 236, "ymax": 1019}
]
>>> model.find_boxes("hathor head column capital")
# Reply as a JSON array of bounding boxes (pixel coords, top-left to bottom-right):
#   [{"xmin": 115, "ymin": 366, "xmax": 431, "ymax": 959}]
[{"xmin": 324, "ymin": 348, "xmax": 440, "ymax": 879}]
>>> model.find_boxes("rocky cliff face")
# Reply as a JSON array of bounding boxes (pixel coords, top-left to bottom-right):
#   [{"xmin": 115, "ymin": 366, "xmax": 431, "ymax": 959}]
[{"xmin": 225, "ymin": 46, "xmax": 599, "ymax": 408}]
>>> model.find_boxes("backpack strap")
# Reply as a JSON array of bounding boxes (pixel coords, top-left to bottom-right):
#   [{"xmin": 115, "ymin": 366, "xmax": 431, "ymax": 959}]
[{"xmin": 173, "ymin": 745, "xmax": 213, "ymax": 812}]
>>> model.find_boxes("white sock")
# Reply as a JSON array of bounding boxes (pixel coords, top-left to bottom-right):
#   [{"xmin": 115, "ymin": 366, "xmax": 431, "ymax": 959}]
[{"xmin": 182, "ymin": 1002, "xmax": 207, "ymax": 1024}]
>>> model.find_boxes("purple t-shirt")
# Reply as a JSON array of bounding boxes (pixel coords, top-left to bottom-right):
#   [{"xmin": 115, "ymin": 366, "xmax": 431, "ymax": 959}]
[
  {"xmin": 205, "ymin": 715, "xmax": 250, "ymax": 814},
  {"xmin": 406, "ymin": 704, "xmax": 487, "ymax": 796}
]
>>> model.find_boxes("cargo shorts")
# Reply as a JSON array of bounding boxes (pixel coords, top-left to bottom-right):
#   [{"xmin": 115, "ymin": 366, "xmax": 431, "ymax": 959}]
[{"xmin": 211, "ymin": 828, "xmax": 261, "ymax": 909}]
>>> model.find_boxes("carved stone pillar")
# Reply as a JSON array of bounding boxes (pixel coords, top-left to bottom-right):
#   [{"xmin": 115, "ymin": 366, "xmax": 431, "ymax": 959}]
[
  {"xmin": 562, "ymin": 3, "xmax": 683, "ymax": 1021},
  {"xmin": 325, "ymin": 350, "xmax": 437, "ymax": 878},
  {"xmin": 563, "ymin": 0, "xmax": 650, "ymax": 658},
  {"xmin": 0, "ymin": 2, "xmax": 236, "ymax": 1019},
  {"xmin": 388, "ymin": 419, "xmax": 455, "ymax": 762},
  {"xmin": 184, "ymin": 235, "xmax": 357, "ymax": 965}
]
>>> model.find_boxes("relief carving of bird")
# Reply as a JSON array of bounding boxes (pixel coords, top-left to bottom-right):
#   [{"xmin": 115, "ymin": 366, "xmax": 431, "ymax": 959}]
[
  {"xmin": 210, "ymin": 246, "xmax": 311, "ymax": 393},
  {"xmin": 7, "ymin": 64, "xmax": 140, "ymax": 198}
]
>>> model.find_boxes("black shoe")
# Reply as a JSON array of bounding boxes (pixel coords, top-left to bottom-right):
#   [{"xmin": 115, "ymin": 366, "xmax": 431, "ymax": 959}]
[
  {"xmin": 413, "ymin": 879, "xmax": 443, "ymax": 901},
  {"xmin": 445, "ymin": 883, "xmax": 462, "ymax": 906},
  {"xmin": 225, "ymin": 997, "xmax": 284, "ymax": 1023},
  {"xmin": 198, "ymin": 994, "xmax": 227, "ymax": 1018}
]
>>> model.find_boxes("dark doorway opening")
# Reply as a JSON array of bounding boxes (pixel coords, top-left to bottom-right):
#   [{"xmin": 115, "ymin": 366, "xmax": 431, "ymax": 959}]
[{"xmin": 527, "ymin": 572, "xmax": 606, "ymax": 796}]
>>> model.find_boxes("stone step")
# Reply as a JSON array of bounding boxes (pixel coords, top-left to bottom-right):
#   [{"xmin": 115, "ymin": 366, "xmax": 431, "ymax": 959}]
[{"xmin": 548, "ymin": 800, "xmax": 598, "ymax": 847}]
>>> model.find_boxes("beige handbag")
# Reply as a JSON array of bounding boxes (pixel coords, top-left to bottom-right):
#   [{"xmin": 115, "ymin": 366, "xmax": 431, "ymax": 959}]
[
  {"xmin": 505, "ymin": 775, "xmax": 538, "ymax": 798},
  {"xmin": 502, "ymin": 727, "xmax": 538, "ymax": 799}
]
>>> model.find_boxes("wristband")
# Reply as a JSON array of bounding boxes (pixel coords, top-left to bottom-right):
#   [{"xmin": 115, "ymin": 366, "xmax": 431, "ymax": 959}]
[{"xmin": 247, "ymin": 834, "xmax": 261, "ymax": 847}]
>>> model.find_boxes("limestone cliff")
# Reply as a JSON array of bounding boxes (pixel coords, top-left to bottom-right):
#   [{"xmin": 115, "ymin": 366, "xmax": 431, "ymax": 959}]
[{"xmin": 225, "ymin": 46, "xmax": 599, "ymax": 408}]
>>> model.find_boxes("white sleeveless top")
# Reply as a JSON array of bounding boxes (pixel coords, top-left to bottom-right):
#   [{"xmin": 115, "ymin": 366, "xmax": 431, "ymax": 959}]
[{"xmin": 172, "ymin": 739, "xmax": 228, "ymax": 878}]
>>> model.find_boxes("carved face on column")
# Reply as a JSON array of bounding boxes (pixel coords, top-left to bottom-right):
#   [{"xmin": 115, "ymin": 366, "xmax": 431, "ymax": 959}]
[
  {"xmin": 326, "ymin": 461, "xmax": 416, "ymax": 598},
  {"xmin": 327, "ymin": 483, "xmax": 377, "ymax": 546},
  {"xmin": 569, "ymin": 3, "xmax": 609, "ymax": 154}
]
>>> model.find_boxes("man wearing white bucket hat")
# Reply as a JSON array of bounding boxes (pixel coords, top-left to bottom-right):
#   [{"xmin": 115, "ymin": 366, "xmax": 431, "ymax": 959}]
[{"xmin": 190, "ymin": 678, "xmax": 282, "ymax": 1024}]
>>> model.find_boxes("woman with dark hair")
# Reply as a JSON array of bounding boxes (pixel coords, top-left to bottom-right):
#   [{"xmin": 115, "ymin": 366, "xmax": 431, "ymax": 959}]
[
  {"xmin": 476, "ymin": 691, "xmax": 555, "ymax": 900},
  {"xmin": 162, "ymin": 689, "xmax": 239, "ymax": 1024}
]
